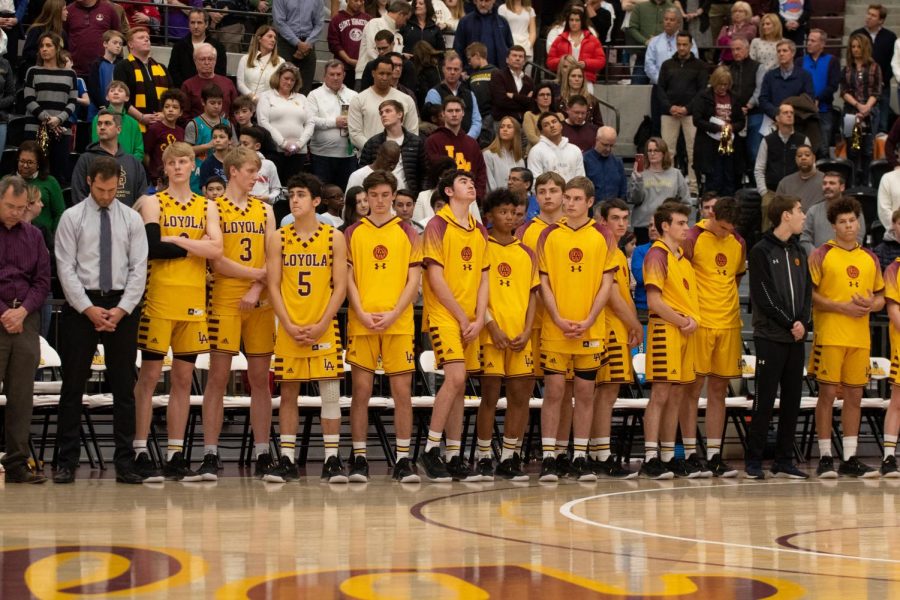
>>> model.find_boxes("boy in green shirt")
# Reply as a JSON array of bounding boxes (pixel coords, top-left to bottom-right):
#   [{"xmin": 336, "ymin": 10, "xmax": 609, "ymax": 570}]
[{"xmin": 91, "ymin": 80, "xmax": 145, "ymax": 161}]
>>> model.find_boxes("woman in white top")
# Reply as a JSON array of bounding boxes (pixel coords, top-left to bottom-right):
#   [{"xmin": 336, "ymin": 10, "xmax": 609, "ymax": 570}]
[
  {"xmin": 236, "ymin": 25, "xmax": 285, "ymax": 101},
  {"xmin": 256, "ymin": 63, "xmax": 315, "ymax": 182},
  {"xmin": 484, "ymin": 116, "xmax": 526, "ymax": 191},
  {"xmin": 749, "ymin": 13, "xmax": 783, "ymax": 71},
  {"xmin": 498, "ymin": 0, "xmax": 536, "ymax": 60}
]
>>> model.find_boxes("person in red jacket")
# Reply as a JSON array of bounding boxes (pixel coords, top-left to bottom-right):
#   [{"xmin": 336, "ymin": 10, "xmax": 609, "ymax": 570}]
[
  {"xmin": 546, "ymin": 5, "xmax": 606, "ymax": 83},
  {"xmin": 121, "ymin": 0, "xmax": 161, "ymax": 33}
]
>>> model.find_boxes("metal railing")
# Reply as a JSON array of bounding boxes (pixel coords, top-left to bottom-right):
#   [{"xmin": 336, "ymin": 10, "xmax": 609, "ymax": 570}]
[{"xmin": 527, "ymin": 59, "xmax": 621, "ymax": 133}]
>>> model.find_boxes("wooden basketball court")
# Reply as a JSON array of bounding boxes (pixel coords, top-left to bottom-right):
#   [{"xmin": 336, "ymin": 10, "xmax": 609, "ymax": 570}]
[{"xmin": 1, "ymin": 466, "xmax": 896, "ymax": 598}]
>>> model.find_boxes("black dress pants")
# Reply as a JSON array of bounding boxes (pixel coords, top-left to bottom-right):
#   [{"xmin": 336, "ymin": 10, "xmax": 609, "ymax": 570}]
[{"xmin": 56, "ymin": 299, "xmax": 140, "ymax": 473}]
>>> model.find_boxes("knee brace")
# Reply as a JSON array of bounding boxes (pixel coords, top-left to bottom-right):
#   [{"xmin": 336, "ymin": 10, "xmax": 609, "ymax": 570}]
[{"xmin": 319, "ymin": 380, "xmax": 341, "ymax": 420}]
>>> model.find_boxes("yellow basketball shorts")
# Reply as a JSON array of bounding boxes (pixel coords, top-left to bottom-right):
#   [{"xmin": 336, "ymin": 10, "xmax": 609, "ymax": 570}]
[
  {"xmin": 808, "ymin": 342, "xmax": 870, "ymax": 388},
  {"xmin": 646, "ymin": 318, "xmax": 696, "ymax": 384},
  {"xmin": 273, "ymin": 351, "xmax": 344, "ymax": 382},
  {"xmin": 346, "ymin": 334, "xmax": 415, "ymax": 375},
  {"xmin": 480, "ymin": 340, "xmax": 535, "ymax": 378},
  {"xmin": 208, "ymin": 306, "xmax": 275, "ymax": 356},
  {"xmin": 429, "ymin": 325, "xmax": 480, "ymax": 373},
  {"xmin": 138, "ymin": 315, "xmax": 209, "ymax": 357},
  {"xmin": 693, "ymin": 326, "xmax": 742, "ymax": 379},
  {"xmin": 597, "ymin": 333, "xmax": 634, "ymax": 384},
  {"xmin": 531, "ymin": 329, "xmax": 544, "ymax": 377},
  {"xmin": 541, "ymin": 350, "xmax": 601, "ymax": 378}
]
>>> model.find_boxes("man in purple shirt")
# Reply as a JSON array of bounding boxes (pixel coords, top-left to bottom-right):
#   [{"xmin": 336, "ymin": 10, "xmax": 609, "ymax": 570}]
[
  {"xmin": 64, "ymin": 0, "xmax": 124, "ymax": 76},
  {"xmin": 0, "ymin": 175, "xmax": 51, "ymax": 484}
]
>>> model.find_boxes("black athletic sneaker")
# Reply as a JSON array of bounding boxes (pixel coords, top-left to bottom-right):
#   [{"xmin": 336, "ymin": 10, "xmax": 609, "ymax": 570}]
[
  {"xmin": 446, "ymin": 455, "xmax": 477, "ymax": 481},
  {"xmin": 164, "ymin": 452, "xmax": 203, "ymax": 482},
  {"xmin": 475, "ymin": 457, "xmax": 495, "ymax": 481},
  {"xmin": 419, "ymin": 447, "xmax": 452, "ymax": 482},
  {"xmin": 771, "ymin": 461, "xmax": 809, "ymax": 479},
  {"xmin": 254, "ymin": 453, "xmax": 275, "ymax": 479},
  {"xmin": 816, "ymin": 456, "xmax": 838, "ymax": 479},
  {"xmin": 198, "ymin": 454, "xmax": 219, "ymax": 481},
  {"xmin": 321, "ymin": 455, "xmax": 349, "ymax": 483},
  {"xmin": 571, "ymin": 456, "xmax": 597, "ymax": 481},
  {"xmin": 707, "ymin": 453, "xmax": 738, "ymax": 478},
  {"xmin": 839, "ymin": 456, "xmax": 880, "ymax": 478},
  {"xmin": 665, "ymin": 457, "xmax": 701, "ymax": 478},
  {"xmin": 263, "ymin": 455, "xmax": 300, "ymax": 483},
  {"xmin": 495, "ymin": 456, "xmax": 529, "ymax": 481},
  {"xmin": 348, "ymin": 455, "xmax": 370, "ymax": 483},
  {"xmin": 881, "ymin": 455, "xmax": 900, "ymax": 478},
  {"xmin": 640, "ymin": 457, "xmax": 674, "ymax": 479},
  {"xmin": 744, "ymin": 463, "xmax": 765, "ymax": 479},
  {"xmin": 596, "ymin": 456, "xmax": 638, "ymax": 479},
  {"xmin": 539, "ymin": 456, "xmax": 559, "ymax": 482},
  {"xmin": 134, "ymin": 453, "xmax": 164, "ymax": 483},
  {"xmin": 586, "ymin": 455, "xmax": 605, "ymax": 476},
  {"xmin": 392, "ymin": 457, "xmax": 421, "ymax": 483},
  {"xmin": 686, "ymin": 453, "xmax": 713, "ymax": 478},
  {"xmin": 555, "ymin": 454, "xmax": 577, "ymax": 479}
]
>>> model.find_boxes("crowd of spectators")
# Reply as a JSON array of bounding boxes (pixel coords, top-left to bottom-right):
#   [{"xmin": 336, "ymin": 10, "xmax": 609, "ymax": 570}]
[{"xmin": 0, "ymin": 0, "xmax": 899, "ymax": 254}]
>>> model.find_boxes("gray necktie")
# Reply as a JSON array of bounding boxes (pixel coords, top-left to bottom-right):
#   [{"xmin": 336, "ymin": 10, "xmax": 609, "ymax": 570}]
[{"xmin": 99, "ymin": 207, "xmax": 112, "ymax": 293}]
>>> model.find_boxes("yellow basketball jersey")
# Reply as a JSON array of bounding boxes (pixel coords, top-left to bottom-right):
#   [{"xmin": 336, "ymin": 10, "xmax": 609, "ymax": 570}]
[
  {"xmin": 809, "ymin": 241, "xmax": 884, "ymax": 349},
  {"xmin": 144, "ymin": 190, "xmax": 209, "ymax": 321},
  {"xmin": 683, "ymin": 220, "xmax": 746, "ymax": 329},
  {"xmin": 537, "ymin": 219, "xmax": 617, "ymax": 352},
  {"xmin": 274, "ymin": 223, "xmax": 341, "ymax": 357},
  {"xmin": 482, "ymin": 236, "xmax": 539, "ymax": 344},
  {"xmin": 210, "ymin": 195, "xmax": 269, "ymax": 315},
  {"xmin": 422, "ymin": 204, "xmax": 490, "ymax": 328},
  {"xmin": 643, "ymin": 240, "xmax": 701, "ymax": 323},
  {"xmin": 606, "ymin": 247, "xmax": 636, "ymax": 343},
  {"xmin": 345, "ymin": 216, "xmax": 423, "ymax": 337},
  {"xmin": 516, "ymin": 216, "xmax": 556, "ymax": 332},
  {"xmin": 885, "ymin": 259, "xmax": 900, "ymax": 354}
]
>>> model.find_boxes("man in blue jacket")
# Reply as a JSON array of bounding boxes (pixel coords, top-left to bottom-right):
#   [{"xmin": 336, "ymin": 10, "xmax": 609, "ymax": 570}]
[
  {"xmin": 584, "ymin": 126, "xmax": 627, "ymax": 204},
  {"xmin": 453, "ymin": 0, "xmax": 513, "ymax": 70},
  {"xmin": 800, "ymin": 29, "xmax": 840, "ymax": 156},
  {"xmin": 759, "ymin": 39, "xmax": 814, "ymax": 120}
]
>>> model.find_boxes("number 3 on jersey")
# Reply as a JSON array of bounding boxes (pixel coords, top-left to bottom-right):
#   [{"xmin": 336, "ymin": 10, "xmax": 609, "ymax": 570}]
[{"xmin": 239, "ymin": 237, "xmax": 252, "ymax": 262}]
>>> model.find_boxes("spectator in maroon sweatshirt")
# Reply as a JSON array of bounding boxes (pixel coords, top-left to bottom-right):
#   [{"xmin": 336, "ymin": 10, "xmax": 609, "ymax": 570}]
[
  {"xmin": 64, "ymin": 0, "xmax": 123, "ymax": 76},
  {"xmin": 424, "ymin": 96, "xmax": 487, "ymax": 202},
  {"xmin": 561, "ymin": 95, "xmax": 598, "ymax": 152},
  {"xmin": 328, "ymin": 0, "xmax": 372, "ymax": 87}
]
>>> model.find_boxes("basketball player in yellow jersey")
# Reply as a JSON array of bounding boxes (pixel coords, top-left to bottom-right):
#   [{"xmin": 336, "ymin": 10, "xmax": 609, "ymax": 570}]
[
  {"xmin": 345, "ymin": 170, "xmax": 422, "ymax": 484},
  {"xmin": 475, "ymin": 189, "xmax": 538, "ymax": 482},
  {"xmin": 681, "ymin": 196, "xmax": 745, "ymax": 479},
  {"xmin": 537, "ymin": 177, "xmax": 616, "ymax": 483},
  {"xmin": 265, "ymin": 173, "xmax": 349, "ymax": 484},
  {"xmin": 134, "ymin": 141, "xmax": 223, "ymax": 482},
  {"xmin": 881, "ymin": 256, "xmax": 900, "ymax": 477},
  {"xmin": 640, "ymin": 201, "xmax": 699, "ymax": 480},
  {"xmin": 591, "ymin": 199, "xmax": 642, "ymax": 479},
  {"xmin": 516, "ymin": 171, "xmax": 576, "ymax": 472},
  {"xmin": 419, "ymin": 169, "xmax": 489, "ymax": 483},
  {"xmin": 809, "ymin": 196, "xmax": 884, "ymax": 479},
  {"xmin": 198, "ymin": 146, "xmax": 277, "ymax": 481}
]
